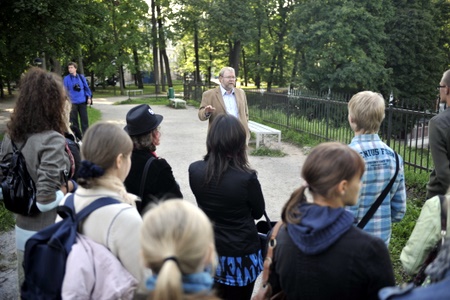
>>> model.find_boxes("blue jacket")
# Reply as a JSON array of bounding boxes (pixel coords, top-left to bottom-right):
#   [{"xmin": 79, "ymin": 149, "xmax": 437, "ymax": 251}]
[
  {"xmin": 379, "ymin": 270, "xmax": 450, "ymax": 300},
  {"xmin": 63, "ymin": 73, "xmax": 92, "ymax": 104}
]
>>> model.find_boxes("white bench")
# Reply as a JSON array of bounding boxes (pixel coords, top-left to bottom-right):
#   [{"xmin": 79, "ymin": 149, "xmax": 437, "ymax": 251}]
[
  {"xmin": 126, "ymin": 89, "xmax": 144, "ymax": 96},
  {"xmin": 169, "ymin": 98, "xmax": 187, "ymax": 108},
  {"xmin": 248, "ymin": 120, "xmax": 281, "ymax": 149}
]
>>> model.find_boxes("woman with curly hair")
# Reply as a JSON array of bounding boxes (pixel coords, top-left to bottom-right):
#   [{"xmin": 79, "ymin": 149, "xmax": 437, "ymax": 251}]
[
  {"xmin": 59, "ymin": 122, "xmax": 145, "ymax": 295},
  {"xmin": 0, "ymin": 67, "xmax": 75, "ymax": 287}
]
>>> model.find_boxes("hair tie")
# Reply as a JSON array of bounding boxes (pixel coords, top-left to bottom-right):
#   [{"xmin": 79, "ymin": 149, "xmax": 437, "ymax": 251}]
[
  {"xmin": 78, "ymin": 160, "xmax": 105, "ymax": 179},
  {"xmin": 163, "ymin": 256, "xmax": 181, "ymax": 269}
]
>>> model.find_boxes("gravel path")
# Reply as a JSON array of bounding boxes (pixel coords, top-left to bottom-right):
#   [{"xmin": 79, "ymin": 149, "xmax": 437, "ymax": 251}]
[{"xmin": 0, "ymin": 96, "xmax": 307, "ymax": 299}]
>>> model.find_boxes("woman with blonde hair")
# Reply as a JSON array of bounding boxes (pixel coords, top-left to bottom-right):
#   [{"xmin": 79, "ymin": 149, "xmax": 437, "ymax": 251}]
[
  {"xmin": 141, "ymin": 200, "xmax": 219, "ymax": 300},
  {"xmin": 268, "ymin": 142, "xmax": 395, "ymax": 300},
  {"xmin": 59, "ymin": 122, "xmax": 145, "ymax": 294}
]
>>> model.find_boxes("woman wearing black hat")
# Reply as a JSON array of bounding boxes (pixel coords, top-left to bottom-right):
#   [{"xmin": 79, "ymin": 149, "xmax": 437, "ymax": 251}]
[{"xmin": 124, "ymin": 104, "xmax": 183, "ymax": 214}]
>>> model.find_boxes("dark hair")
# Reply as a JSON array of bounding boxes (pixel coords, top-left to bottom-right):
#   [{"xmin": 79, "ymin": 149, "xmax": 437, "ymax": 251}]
[
  {"xmin": 204, "ymin": 114, "xmax": 252, "ymax": 185},
  {"xmin": 282, "ymin": 142, "xmax": 365, "ymax": 224},
  {"xmin": 130, "ymin": 132, "xmax": 157, "ymax": 152},
  {"xmin": 68, "ymin": 62, "xmax": 78, "ymax": 69},
  {"xmin": 7, "ymin": 67, "xmax": 67, "ymax": 141}
]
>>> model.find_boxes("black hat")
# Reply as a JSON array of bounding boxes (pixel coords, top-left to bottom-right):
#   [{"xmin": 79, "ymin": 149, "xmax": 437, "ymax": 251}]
[{"xmin": 124, "ymin": 104, "xmax": 163, "ymax": 136}]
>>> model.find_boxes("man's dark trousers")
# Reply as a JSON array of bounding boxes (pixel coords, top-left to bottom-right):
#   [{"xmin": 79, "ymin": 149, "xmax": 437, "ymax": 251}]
[{"xmin": 70, "ymin": 103, "xmax": 89, "ymax": 135}]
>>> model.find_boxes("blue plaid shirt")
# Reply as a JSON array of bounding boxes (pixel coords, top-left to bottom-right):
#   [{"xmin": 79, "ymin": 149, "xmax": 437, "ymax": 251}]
[{"xmin": 346, "ymin": 134, "xmax": 406, "ymax": 245}]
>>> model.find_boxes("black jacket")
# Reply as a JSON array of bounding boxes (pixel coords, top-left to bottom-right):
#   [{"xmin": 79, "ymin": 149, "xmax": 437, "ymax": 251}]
[
  {"xmin": 270, "ymin": 225, "xmax": 395, "ymax": 300},
  {"xmin": 125, "ymin": 149, "xmax": 182, "ymax": 214},
  {"xmin": 189, "ymin": 160, "xmax": 265, "ymax": 256}
]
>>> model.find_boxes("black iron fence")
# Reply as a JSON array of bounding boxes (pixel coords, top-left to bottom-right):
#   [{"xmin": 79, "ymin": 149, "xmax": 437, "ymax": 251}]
[{"xmin": 246, "ymin": 89, "xmax": 435, "ymax": 173}]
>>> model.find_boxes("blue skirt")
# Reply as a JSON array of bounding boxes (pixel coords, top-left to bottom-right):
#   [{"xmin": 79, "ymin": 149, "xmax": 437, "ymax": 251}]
[{"xmin": 215, "ymin": 250, "xmax": 263, "ymax": 286}]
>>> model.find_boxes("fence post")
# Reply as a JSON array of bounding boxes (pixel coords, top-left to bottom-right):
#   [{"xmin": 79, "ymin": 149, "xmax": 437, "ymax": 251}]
[
  {"xmin": 326, "ymin": 88, "xmax": 331, "ymax": 140},
  {"xmin": 386, "ymin": 91, "xmax": 394, "ymax": 147},
  {"xmin": 259, "ymin": 88, "xmax": 265, "ymax": 119},
  {"xmin": 287, "ymin": 87, "xmax": 290, "ymax": 127}
]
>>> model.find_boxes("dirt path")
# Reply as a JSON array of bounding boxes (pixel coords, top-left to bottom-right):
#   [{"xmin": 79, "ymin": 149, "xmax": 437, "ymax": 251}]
[{"xmin": 0, "ymin": 97, "xmax": 308, "ymax": 299}]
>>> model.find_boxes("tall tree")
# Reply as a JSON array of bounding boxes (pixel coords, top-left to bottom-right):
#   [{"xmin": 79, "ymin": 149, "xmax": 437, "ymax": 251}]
[
  {"xmin": 385, "ymin": 0, "xmax": 446, "ymax": 108},
  {"xmin": 289, "ymin": 0, "xmax": 392, "ymax": 93}
]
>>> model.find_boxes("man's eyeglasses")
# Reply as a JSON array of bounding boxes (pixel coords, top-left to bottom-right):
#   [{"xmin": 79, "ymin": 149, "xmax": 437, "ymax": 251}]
[
  {"xmin": 437, "ymin": 85, "xmax": 446, "ymax": 90},
  {"xmin": 222, "ymin": 76, "xmax": 236, "ymax": 80}
]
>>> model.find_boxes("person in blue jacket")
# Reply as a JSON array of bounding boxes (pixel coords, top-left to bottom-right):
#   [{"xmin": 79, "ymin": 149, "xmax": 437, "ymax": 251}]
[{"xmin": 63, "ymin": 62, "xmax": 92, "ymax": 135}]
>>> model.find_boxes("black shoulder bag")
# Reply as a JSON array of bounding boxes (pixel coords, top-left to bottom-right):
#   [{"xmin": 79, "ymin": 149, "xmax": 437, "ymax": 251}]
[
  {"xmin": 357, "ymin": 152, "xmax": 399, "ymax": 229},
  {"xmin": 136, "ymin": 156, "xmax": 155, "ymax": 213}
]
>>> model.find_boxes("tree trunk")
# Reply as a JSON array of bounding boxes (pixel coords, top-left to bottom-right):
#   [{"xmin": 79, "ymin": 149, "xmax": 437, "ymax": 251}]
[
  {"xmin": 229, "ymin": 40, "xmax": 241, "ymax": 77},
  {"xmin": 208, "ymin": 49, "xmax": 212, "ymax": 88},
  {"xmin": 255, "ymin": 25, "xmax": 261, "ymax": 89},
  {"xmin": 50, "ymin": 57, "xmax": 62, "ymax": 75},
  {"xmin": 156, "ymin": 2, "xmax": 173, "ymax": 87},
  {"xmin": 242, "ymin": 48, "xmax": 248, "ymax": 86},
  {"xmin": 290, "ymin": 47, "xmax": 300, "ymax": 88},
  {"xmin": 77, "ymin": 51, "xmax": 84, "ymax": 74},
  {"xmin": 151, "ymin": 0, "xmax": 160, "ymax": 94},
  {"xmin": 161, "ymin": 50, "xmax": 172, "ymax": 87},
  {"xmin": 119, "ymin": 64, "xmax": 125, "ymax": 91},
  {"xmin": 0, "ymin": 78, "xmax": 4, "ymax": 99},
  {"xmin": 267, "ymin": 53, "xmax": 277, "ymax": 91},
  {"xmin": 133, "ymin": 48, "xmax": 143, "ymax": 89},
  {"xmin": 194, "ymin": 23, "xmax": 201, "ymax": 85},
  {"xmin": 160, "ymin": 51, "xmax": 166, "ymax": 92}
]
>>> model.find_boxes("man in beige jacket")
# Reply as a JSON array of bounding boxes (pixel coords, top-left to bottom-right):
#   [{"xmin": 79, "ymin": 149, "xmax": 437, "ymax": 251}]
[{"xmin": 198, "ymin": 67, "xmax": 249, "ymax": 138}]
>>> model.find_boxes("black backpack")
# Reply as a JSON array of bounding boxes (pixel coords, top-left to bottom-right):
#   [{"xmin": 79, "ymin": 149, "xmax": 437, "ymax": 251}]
[
  {"xmin": 0, "ymin": 139, "xmax": 38, "ymax": 216},
  {"xmin": 21, "ymin": 194, "xmax": 120, "ymax": 300}
]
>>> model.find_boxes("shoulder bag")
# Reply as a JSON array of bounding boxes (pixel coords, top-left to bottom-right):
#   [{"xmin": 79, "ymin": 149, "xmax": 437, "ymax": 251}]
[
  {"xmin": 136, "ymin": 156, "xmax": 155, "ymax": 213},
  {"xmin": 252, "ymin": 221, "xmax": 286, "ymax": 300}
]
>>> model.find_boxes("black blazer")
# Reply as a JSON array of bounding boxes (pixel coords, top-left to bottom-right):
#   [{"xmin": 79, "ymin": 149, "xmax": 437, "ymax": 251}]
[
  {"xmin": 189, "ymin": 160, "xmax": 265, "ymax": 256},
  {"xmin": 125, "ymin": 149, "xmax": 182, "ymax": 214}
]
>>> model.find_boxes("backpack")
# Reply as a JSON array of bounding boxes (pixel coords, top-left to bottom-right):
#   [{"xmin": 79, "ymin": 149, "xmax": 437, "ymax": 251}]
[
  {"xmin": 0, "ymin": 139, "xmax": 38, "ymax": 216},
  {"xmin": 21, "ymin": 194, "xmax": 121, "ymax": 300},
  {"xmin": 62, "ymin": 233, "xmax": 138, "ymax": 299}
]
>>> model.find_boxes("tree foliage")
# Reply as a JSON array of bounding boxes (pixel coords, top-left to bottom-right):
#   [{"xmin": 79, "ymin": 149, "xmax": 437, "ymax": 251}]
[{"xmin": 1, "ymin": 0, "xmax": 450, "ymax": 106}]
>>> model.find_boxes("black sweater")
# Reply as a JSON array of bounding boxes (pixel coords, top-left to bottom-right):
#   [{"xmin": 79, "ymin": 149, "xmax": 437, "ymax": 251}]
[
  {"xmin": 189, "ymin": 160, "xmax": 265, "ymax": 256},
  {"xmin": 125, "ymin": 149, "xmax": 182, "ymax": 214},
  {"xmin": 270, "ymin": 225, "xmax": 395, "ymax": 300}
]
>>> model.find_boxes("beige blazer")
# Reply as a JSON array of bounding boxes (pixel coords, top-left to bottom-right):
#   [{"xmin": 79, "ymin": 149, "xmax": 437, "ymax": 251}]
[{"xmin": 198, "ymin": 86, "xmax": 249, "ymax": 135}]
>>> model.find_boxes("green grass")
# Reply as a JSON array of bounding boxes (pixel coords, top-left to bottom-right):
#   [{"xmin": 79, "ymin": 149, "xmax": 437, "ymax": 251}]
[
  {"xmin": 0, "ymin": 202, "xmax": 15, "ymax": 231},
  {"xmin": 92, "ymin": 81, "xmax": 185, "ymax": 98},
  {"xmin": 250, "ymin": 146, "xmax": 286, "ymax": 157},
  {"xmin": 389, "ymin": 198, "xmax": 423, "ymax": 284},
  {"xmin": 114, "ymin": 95, "xmax": 197, "ymax": 109},
  {"xmin": 114, "ymin": 97, "xmax": 173, "ymax": 106},
  {"xmin": 87, "ymin": 106, "xmax": 102, "ymax": 125}
]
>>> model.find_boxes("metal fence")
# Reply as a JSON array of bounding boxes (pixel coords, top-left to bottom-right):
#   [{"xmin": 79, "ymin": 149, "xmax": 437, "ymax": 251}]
[{"xmin": 246, "ymin": 89, "xmax": 435, "ymax": 173}]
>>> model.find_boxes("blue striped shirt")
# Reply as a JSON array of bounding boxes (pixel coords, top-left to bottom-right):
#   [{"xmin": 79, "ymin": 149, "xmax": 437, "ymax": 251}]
[{"xmin": 346, "ymin": 134, "xmax": 407, "ymax": 245}]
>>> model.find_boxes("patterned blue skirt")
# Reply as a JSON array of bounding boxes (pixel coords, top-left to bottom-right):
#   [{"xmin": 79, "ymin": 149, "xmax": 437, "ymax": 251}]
[{"xmin": 214, "ymin": 250, "xmax": 263, "ymax": 286}]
